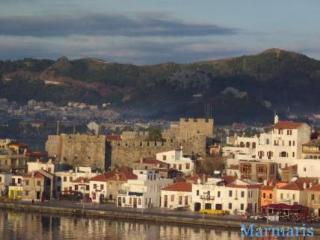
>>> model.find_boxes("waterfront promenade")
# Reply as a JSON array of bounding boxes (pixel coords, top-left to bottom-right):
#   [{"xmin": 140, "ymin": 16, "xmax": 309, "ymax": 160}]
[{"xmin": 1, "ymin": 200, "xmax": 320, "ymax": 234}]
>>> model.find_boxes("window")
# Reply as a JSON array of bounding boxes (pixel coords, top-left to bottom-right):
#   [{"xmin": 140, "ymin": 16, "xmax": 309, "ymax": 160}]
[
  {"xmin": 179, "ymin": 164, "xmax": 182, "ymax": 170},
  {"xmin": 263, "ymin": 193, "xmax": 266, "ymax": 198},
  {"xmin": 240, "ymin": 204, "xmax": 244, "ymax": 210},
  {"xmin": 293, "ymin": 194, "xmax": 295, "ymax": 200},
  {"xmin": 185, "ymin": 196, "xmax": 188, "ymax": 205},
  {"xmin": 312, "ymin": 194, "xmax": 315, "ymax": 201},
  {"xmin": 292, "ymin": 152, "xmax": 295, "ymax": 158},
  {"xmin": 163, "ymin": 155, "xmax": 166, "ymax": 161},
  {"xmin": 100, "ymin": 184, "xmax": 104, "ymax": 190},
  {"xmin": 25, "ymin": 191, "xmax": 29, "ymax": 196},
  {"xmin": 138, "ymin": 198, "xmax": 141, "ymax": 205},
  {"xmin": 289, "ymin": 141, "xmax": 291, "ymax": 146},
  {"xmin": 292, "ymin": 141, "xmax": 295, "ymax": 146},
  {"xmin": 0, "ymin": 177, "xmax": 2, "ymax": 183},
  {"xmin": 228, "ymin": 203, "xmax": 232, "ymax": 210},
  {"xmin": 129, "ymin": 198, "xmax": 132, "ymax": 205},
  {"xmin": 269, "ymin": 193, "xmax": 272, "ymax": 199},
  {"xmin": 196, "ymin": 190, "xmax": 199, "ymax": 196},
  {"xmin": 37, "ymin": 180, "xmax": 41, "ymax": 186},
  {"xmin": 75, "ymin": 185, "xmax": 78, "ymax": 190},
  {"xmin": 25, "ymin": 180, "xmax": 29, "ymax": 186},
  {"xmin": 70, "ymin": 177, "xmax": 73, "ymax": 181},
  {"xmin": 304, "ymin": 168, "xmax": 306, "ymax": 172},
  {"xmin": 179, "ymin": 196, "xmax": 182, "ymax": 205},
  {"xmin": 63, "ymin": 177, "xmax": 67, "ymax": 182},
  {"xmin": 241, "ymin": 191, "xmax": 245, "ymax": 198},
  {"xmin": 123, "ymin": 197, "xmax": 125, "ymax": 203},
  {"xmin": 186, "ymin": 163, "xmax": 190, "ymax": 170},
  {"xmin": 280, "ymin": 193, "xmax": 283, "ymax": 199},
  {"xmin": 171, "ymin": 195, "xmax": 174, "ymax": 202},
  {"xmin": 217, "ymin": 191, "xmax": 221, "ymax": 198},
  {"xmin": 229, "ymin": 190, "xmax": 232, "ymax": 197},
  {"xmin": 93, "ymin": 184, "xmax": 97, "ymax": 189}
]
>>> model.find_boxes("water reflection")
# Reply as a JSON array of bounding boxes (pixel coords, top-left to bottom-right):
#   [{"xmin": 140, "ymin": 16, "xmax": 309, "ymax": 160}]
[{"xmin": 0, "ymin": 210, "xmax": 242, "ymax": 240}]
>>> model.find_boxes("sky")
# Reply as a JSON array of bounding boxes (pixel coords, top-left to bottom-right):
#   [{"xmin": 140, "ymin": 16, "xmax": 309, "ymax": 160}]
[{"xmin": 1, "ymin": 0, "xmax": 320, "ymax": 64}]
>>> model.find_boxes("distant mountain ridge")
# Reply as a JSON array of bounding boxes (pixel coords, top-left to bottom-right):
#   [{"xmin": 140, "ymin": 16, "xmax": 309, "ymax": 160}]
[{"xmin": 1, "ymin": 48, "xmax": 320, "ymax": 123}]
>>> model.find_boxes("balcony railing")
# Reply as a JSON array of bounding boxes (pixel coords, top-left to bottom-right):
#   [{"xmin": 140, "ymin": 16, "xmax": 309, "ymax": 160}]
[{"xmin": 200, "ymin": 195, "xmax": 215, "ymax": 200}]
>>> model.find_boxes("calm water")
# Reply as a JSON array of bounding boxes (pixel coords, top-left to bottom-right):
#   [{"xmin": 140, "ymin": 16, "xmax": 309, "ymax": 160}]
[
  {"xmin": 0, "ymin": 210, "xmax": 241, "ymax": 240},
  {"xmin": 0, "ymin": 210, "xmax": 318, "ymax": 240}
]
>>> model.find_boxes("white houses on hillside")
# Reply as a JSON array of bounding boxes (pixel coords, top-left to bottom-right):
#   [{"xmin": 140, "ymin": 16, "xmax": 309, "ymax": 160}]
[
  {"xmin": 156, "ymin": 149, "xmax": 194, "ymax": 175},
  {"xmin": 223, "ymin": 115, "xmax": 317, "ymax": 177}
]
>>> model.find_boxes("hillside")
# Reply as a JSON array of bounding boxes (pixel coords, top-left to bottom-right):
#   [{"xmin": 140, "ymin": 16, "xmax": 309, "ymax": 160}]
[{"xmin": 1, "ymin": 48, "xmax": 320, "ymax": 123}]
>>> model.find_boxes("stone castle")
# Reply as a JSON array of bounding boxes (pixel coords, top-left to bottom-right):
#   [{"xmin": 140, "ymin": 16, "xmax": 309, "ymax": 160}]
[
  {"xmin": 45, "ymin": 118, "xmax": 214, "ymax": 169},
  {"xmin": 108, "ymin": 118, "xmax": 214, "ymax": 167},
  {"xmin": 45, "ymin": 134, "xmax": 107, "ymax": 170}
]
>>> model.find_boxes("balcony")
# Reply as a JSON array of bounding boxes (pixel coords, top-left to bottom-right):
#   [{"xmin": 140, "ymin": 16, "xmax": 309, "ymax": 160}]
[{"xmin": 200, "ymin": 195, "xmax": 215, "ymax": 200}]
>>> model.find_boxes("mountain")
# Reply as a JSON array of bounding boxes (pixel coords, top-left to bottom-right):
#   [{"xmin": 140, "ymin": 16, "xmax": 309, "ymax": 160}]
[{"xmin": 1, "ymin": 48, "xmax": 320, "ymax": 123}]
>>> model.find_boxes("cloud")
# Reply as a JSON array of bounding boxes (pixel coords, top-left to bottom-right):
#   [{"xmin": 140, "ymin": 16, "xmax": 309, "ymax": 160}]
[
  {"xmin": 0, "ymin": 13, "xmax": 238, "ymax": 37},
  {"xmin": 0, "ymin": 35, "xmax": 248, "ymax": 64}
]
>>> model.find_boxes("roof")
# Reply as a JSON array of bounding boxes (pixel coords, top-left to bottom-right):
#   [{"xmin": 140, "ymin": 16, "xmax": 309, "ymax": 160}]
[
  {"xmin": 24, "ymin": 170, "xmax": 53, "ymax": 179},
  {"xmin": 223, "ymin": 175, "xmax": 237, "ymax": 184},
  {"xmin": 135, "ymin": 158, "xmax": 167, "ymax": 165},
  {"xmin": 261, "ymin": 185, "xmax": 274, "ymax": 191},
  {"xmin": 273, "ymin": 121, "xmax": 303, "ymax": 130},
  {"xmin": 303, "ymin": 139, "xmax": 320, "ymax": 147},
  {"xmin": 278, "ymin": 178, "xmax": 318, "ymax": 191},
  {"xmin": 307, "ymin": 184, "xmax": 320, "ymax": 192},
  {"xmin": 90, "ymin": 167, "xmax": 137, "ymax": 182},
  {"xmin": 162, "ymin": 182, "xmax": 192, "ymax": 192},
  {"xmin": 72, "ymin": 177, "xmax": 90, "ymax": 183},
  {"xmin": 105, "ymin": 135, "xmax": 121, "ymax": 141}
]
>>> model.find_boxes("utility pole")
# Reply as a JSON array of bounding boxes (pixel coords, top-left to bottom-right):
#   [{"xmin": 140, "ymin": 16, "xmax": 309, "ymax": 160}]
[{"xmin": 56, "ymin": 121, "xmax": 60, "ymax": 135}]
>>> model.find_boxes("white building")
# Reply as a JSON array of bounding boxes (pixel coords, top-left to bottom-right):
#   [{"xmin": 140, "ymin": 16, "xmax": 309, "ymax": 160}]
[
  {"xmin": 275, "ymin": 178, "xmax": 317, "ymax": 206},
  {"xmin": 224, "ymin": 115, "xmax": 312, "ymax": 171},
  {"xmin": 156, "ymin": 149, "xmax": 194, "ymax": 175},
  {"xmin": 55, "ymin": 167, "xmax": 97, "ymax": 195},
  {"xmin": 161, "ymin": 182, "xmax": 192, "ymax": 209},
  {"xmin": 27, "ymin": 159, "xmax": 55, "ymax": 174},
  {"xmin": 89, "ymin": 168, "xmax": 138, "ymax": 203},
  {"xmin": 117, "ymin": 170, "xmax": 172, "ymax": 209},
  {"xmin": 192, "ymin": 178, "xmax": 260, "ymax": 215}
]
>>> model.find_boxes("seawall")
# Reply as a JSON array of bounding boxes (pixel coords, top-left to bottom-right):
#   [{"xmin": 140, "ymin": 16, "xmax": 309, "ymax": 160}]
[{"xmin": 0, "ymin": 202, "xmax": 319, "ymax": 235}]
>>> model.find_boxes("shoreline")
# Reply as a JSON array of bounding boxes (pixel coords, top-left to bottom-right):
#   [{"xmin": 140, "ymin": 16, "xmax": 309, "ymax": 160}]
[{"xmin": 1, "ymin": 201, "xmax": 320, "ymax": 234}]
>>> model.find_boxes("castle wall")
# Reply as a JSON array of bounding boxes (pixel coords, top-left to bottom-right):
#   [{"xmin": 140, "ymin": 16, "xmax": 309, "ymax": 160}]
[
  {"xmin": 45, "ymin": 134, "xmax": 106, "ymax": 170},
  {"xmin": 109, "ymin": 135, "xmax": 207, "ymax": 168}
]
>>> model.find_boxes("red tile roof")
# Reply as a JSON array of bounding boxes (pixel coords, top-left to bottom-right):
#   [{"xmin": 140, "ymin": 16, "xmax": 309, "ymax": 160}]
[
  {"xmin": 106, "ymin": 135, "xmax": 122, "ymax": 141},
  {"xmin": 90, "ymin": 168, "xmax": 137, "ymax": 182},
  {"xmin": 162, "ymin": 182, "xmax": 192, "ymax": 192},
  {"xmin": 226, "ymin": 183, "xmax": 261, "ymax": 189},
  {"xmin": 307, "ymin": 184, "xmax": 320, "ymax": 191},
  {"xmin": 261, "ymin": 185, "xmax": 274, "ymax": 190},
  {"xmin": 223, "ymin": 175, "xmax": 237, "ymax": 184},
  {"xmin": 273, "ymin": 121, "xmax": 303, "ymax": 129}
]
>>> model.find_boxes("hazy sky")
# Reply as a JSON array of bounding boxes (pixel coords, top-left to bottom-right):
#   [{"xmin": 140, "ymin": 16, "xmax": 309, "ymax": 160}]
[{"xmin": 1, "ymin": 0, "xmax": 319, "ymax": 64}]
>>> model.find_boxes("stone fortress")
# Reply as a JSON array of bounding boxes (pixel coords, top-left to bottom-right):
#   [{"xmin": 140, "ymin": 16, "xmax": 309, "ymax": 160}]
[
  {"xmin": 45, "ymin": 118, "xmax": 214, "ymax": 170},
  {"xmin": 107, "ymin": 118, "xmax": 214, "ymax": 168}
]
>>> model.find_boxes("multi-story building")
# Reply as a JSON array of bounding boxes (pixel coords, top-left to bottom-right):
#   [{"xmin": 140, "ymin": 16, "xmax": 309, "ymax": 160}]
[
  {"xmin": 161, "ymin": 182, "xmax": 192, "ymax": 210},
  {"xmin": 21, "ymin": 170, "xmax": 55, "ymax": 201},
  {"xmin": 89, "ymin": 167, "xmax": 137, "ymax": 203},
  {"xmin": 55, "ymin": 167, "xmax": 97, "ymax": 196},
  {"xmin": 156, "ymin": 149, "xmax": 194, "ymax": 175},
  {"xmin": 116, "ymin": 170, "xmax": 172, "ymax": 208},
  {"xmin": 275, "ymin": 178, "xmax": 318, "ymax": 206},
  {"xmin": 305, "ymin": 184, "xmax": 320, "ymax": 216},
  {"xmin": 239, "ymin": 160, "xmax": 278, "ymax": 183},
  {"xmin": 192, "ymin": 178, "xmax": 261, "ymax": 215},
  {"xmin": 0, "ymin": 141, "xmax": 28, "ymax": 173}
]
